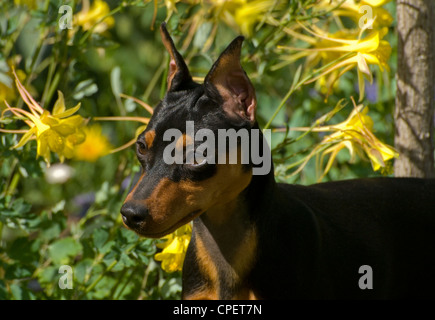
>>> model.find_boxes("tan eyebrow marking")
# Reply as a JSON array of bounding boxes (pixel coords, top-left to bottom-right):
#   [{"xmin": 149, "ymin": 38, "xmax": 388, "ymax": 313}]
[
  {"xmin": 175, "ymin": 133, "xmax": 194, "ymax": 152},
  {"xmin": 145, "ymin": 130, "xmax": 156, "ymax": 148}
]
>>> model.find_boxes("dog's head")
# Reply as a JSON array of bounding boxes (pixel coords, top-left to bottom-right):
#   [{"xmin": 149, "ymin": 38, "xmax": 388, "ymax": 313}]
[{"xmin": 120, "ymin": 23, "xmax": 257, "ymax": 238}]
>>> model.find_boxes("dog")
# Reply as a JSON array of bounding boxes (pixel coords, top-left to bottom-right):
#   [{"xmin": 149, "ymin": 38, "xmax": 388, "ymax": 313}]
[{"xmin": 121, "ymin": 22, "xmax": 435, "ymax": 299}]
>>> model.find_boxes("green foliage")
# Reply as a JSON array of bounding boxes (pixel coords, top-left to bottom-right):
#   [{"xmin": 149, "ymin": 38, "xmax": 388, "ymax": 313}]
[{"xmin": 0, "ymin": 184, "xmax": 181, "ymax": 300}]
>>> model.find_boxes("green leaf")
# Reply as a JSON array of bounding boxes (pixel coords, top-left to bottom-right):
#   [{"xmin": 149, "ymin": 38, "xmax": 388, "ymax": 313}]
[
  {"xmin": 48, "ymin": 237, "xmax": 83, "ymax": 265},
  {"xmin": 9, "ymin": 283, "xmax": 36, "ymax": 300},
  {"xmin": 291, "ymin": 64, "xmax": 303, "ymax": 92},
  {"xmin": 117, "ymin": 227, "xmax": 139, "ymax": 247},
  {"xmin": 0, "ymin": 280, "xmax": 7, "ymax": 299},
  {"xmin": 38, "ymin": 211, "xmax": 66, "ymax": 241},
  {"xmin": 102, "ymin": 250, "xmax": 119, "ymax": 268},
  {"xmin": 95, "ymin": 181, "xmax": 110, "ymax": 204},
  {"xmin": 72, "ymin": 79, "xmax": 98, "ymax": 100},
  {"xmin": 37, "ymin": 266, "xmax": 58, "ymax": 285},
  {"xmin": 159, "ymin": 277, "xmax": 182, "ymax": 300},
  {"xmin": 74, "ymin": 258, "xmax": 94, "ymax": 284},
  {"xmin": 137, "ymin": 253, "xmax": 150, "ymax": 265},
  {"xmin": 93, "ymin": 228, "xmax": 109, "ymax": 250},
  {"xmin": 5, "ymin": 262, "xmax": 33, "ymax": 280},
  {"xmin": 93, "ymin": 228, "xmax": 114, "ymax": 254},
  {"xmin": 0, "ymin": 198, "xmax": 32, "ymax": 218},
  {"xmin": 112, "ymin": 252, "xmax": 134, "ymax": 272},
  {"xmin": 8, "ymin": 237, "xmax": 39, "ymax": 263},
  {"xmin": 9, "ymin": 283, "xmax": 24, "ymax": 300},
  {"xmin": 193, "ymin": 23, "xmax": 212, "ymax": 48},
  {"xmin": 110, "ymin": 66, "xmax": 122, "ymax": 98}
]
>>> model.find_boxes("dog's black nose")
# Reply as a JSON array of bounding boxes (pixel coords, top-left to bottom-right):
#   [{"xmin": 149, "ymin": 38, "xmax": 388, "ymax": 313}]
[{"xmin": 120, "ymin": 202, "xmax": 148, "ymax": 227}]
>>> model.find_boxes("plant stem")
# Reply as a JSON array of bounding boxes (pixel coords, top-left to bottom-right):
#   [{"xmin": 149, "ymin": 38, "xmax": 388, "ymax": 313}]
[
  {"xmin": 81, "ymin": 259, "xmax": 118, "ymax": 298},
  {"xmin": 143, "ymin": 61, "xmax": 166, "ymax": 103},
  {"xmin": 263, "ymin": 52, "xmax": 352, "ymax": 130},
  {"xmin": 114, "ymin": 266, "xmax": 138, "ymax": 300},
  {"xmin": 79, "ymin": 240, "xmax": 140, "ymax": 299},
  {"xmin": 78, "ymin": 6, "xmax": 123, "ymax": 46}
]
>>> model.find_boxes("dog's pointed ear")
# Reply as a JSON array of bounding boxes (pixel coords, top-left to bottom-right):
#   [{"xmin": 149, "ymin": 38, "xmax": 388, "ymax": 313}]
[
  {"xmin": 160, "ymin": 22, "xmax": 193, "ymax": 91},
  {"xmin": 204, "ymin": 36, "xmax": 256, "ymax": 125}
]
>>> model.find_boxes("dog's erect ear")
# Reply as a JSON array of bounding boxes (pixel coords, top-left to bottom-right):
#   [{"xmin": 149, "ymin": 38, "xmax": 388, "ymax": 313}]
[
  {"xmin": 204, "ymin": 36, "xmax": 257, "ymax": 125},
  {"xmin": 160, "ymin": 22, "xmax": 193, "ymax": 92}
]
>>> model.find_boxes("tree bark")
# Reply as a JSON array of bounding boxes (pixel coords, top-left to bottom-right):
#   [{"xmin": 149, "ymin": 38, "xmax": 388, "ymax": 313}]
[{"xmin": 394, "ymin": 0, "xmax": 435, "ymax": 178}]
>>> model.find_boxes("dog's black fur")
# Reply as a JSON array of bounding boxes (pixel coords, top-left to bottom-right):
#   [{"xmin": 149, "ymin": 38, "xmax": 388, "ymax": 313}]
[{"xmin": 121, "ymin": 23, "xmax": 435, "ymax": 299}]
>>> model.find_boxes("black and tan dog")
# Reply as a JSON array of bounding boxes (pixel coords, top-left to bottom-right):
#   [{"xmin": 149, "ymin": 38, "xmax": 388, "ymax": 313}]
[{"xmin": 121, "ymin": 23, "xmax": 435, "ymax": 299}]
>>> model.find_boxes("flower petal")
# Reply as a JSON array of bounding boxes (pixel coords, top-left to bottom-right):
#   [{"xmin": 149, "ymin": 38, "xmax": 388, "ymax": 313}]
[
  {"xmin": 45, "ymin": 130, "xmax": 65, "ymax": 154},
  {"xmin": 357, "ymin": 69, "xmax": 365, "ymax": 102},
  {"xmin": 356, "ymin": 53, "xmax": 371, "ymax": 77},
  {"xmin": 363, "ymin": 0, "xmax": 391, "ymax": 6},
  {"xmin": 55, "ymin": 103, "xmax": 82, "ymax": 119},
  {"xmin": 365, "ymin": 147, "xmax": 385, "ymax": 171},
  {"xmin": 12, "ymin": 127, "xmax": 37, "ymax": 149},
  {"xmin": 53, "ymin": 91, "xmax": 66, "ymax": 115},
  {"xmin": 36, "ymin": 136, "xmax": 51, "ymax": 164}
]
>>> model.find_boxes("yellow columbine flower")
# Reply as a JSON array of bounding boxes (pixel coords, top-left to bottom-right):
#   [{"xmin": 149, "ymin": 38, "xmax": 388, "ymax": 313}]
[
  {"xmin": 1, "ymin": 71, "xmax": 85, "ymax": 165},
  {"xmin": 74, "ymin": 0, "xmax": 114, "ymax": 33},
  {"xmin": 317, "ymin": 0, "xmax": 393, "ymax": 29},
  {"xmin": 210, "ymin": 0, "xmax": 276, "ymax": 37},
  {"xmin": 154, "ymin": 224, "xmax": 192, "ymax": 273},
  {"xmin": 233, "ymin": 0, "xmax": 276, "ymax": 37},
  {"xmin": 280, "ymin": 26, "xmax": 391, "ymax": 101},
  {"xmin": 73, "ymin": 124, "xmax": 112, "ymax": 162},
  {"xmin": 361, "ymin": 0, "xmax": 391, "ymax": 5},
  {"xmin": 13, "ymin": 0, "xmax": 37, "ymax": 9},
  {"xmin": 318, "ymin": 102, "xmax": 398, "ymax": 178},
  {"xmin": 287, "ymin": 99, "xmax": 398, "ymax": 180}
]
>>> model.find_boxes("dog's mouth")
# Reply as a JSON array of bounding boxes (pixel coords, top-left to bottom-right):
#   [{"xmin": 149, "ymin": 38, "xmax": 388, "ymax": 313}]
[{"xmin": 130, "ymin": 209, "xmax": 203, "ymax": 238}]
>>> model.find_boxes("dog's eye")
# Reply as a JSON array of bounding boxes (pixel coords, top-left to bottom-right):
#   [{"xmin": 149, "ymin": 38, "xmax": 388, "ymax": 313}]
[{"xmin": 136, "ymin": 141, "xmax": 147, "ymax": 155}]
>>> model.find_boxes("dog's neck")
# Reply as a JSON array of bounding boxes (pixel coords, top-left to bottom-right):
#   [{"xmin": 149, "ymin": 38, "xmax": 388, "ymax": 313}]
[
  {"xmin": 196, "ymin": 146, "xmax": 277, "ymax": 246},
  {"xmin": 187, "ymin": 162, "xmax": 276, "ymax": 299},
  {"xmin": 191, "ymin": 200, "xmax": 256, "ymax": 299}
]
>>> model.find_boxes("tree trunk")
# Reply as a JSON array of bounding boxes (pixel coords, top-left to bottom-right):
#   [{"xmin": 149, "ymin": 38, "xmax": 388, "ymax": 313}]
[{"xmin": 394, "ymin": 0, "xmax": 435, "ymax": 178}]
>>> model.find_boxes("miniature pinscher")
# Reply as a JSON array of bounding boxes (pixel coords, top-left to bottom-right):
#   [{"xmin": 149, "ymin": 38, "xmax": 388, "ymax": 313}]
[{"xmin": 121, "ymin": 23, "xmax": 435, "ymax": 299}]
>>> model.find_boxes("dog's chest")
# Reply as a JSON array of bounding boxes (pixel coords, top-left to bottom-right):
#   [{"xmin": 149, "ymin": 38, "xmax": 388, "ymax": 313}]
[{"xmin": 182, "ymin": 224, "xmax": 258, "ymax": 300}]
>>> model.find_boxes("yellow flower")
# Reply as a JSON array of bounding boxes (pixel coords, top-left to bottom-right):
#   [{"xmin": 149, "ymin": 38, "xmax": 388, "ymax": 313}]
[
  {"xmin": 317, "ymin": 0, "xmax": 393, "ymax": 29},
  {"xmin": 286, "ymin": 99, "xmax": 398, "ymax": 180},
  {"xmin": 1, "ymin": 71, "xmax": 85, "ymax": 165},
  {"xmin": 154, "ymin": 223, "xmax": 192, "ymax": 273},
  {"xmin": 74, "ymin": 0, "xmax": 114, "ymax": 33},
  {"xmin": 233, "ymin": 0, "xmax": 276, "ymax": 37},
  {"xmin": 280, "ymin": 26, "xmax": 391, "ymax": 101},
  {"xmin": 73, "ymin": 124, "xmax": 112, "ymax": 162},
  {"xmin": 318, "ymin": 101, "xmax": 398, "ymax": 178},
  {"xmin": 14, "ymin": 0, "xmax": 37, "ymax": 9},
  {"xmin": 210, "ymin": 0, "xmax": 276, "ymax": 37}
]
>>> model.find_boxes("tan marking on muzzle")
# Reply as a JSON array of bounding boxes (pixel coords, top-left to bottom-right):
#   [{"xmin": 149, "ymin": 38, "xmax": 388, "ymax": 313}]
[{"xmin": 141, "ymin": 163, "xmax": 252, "ymax": 236}]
